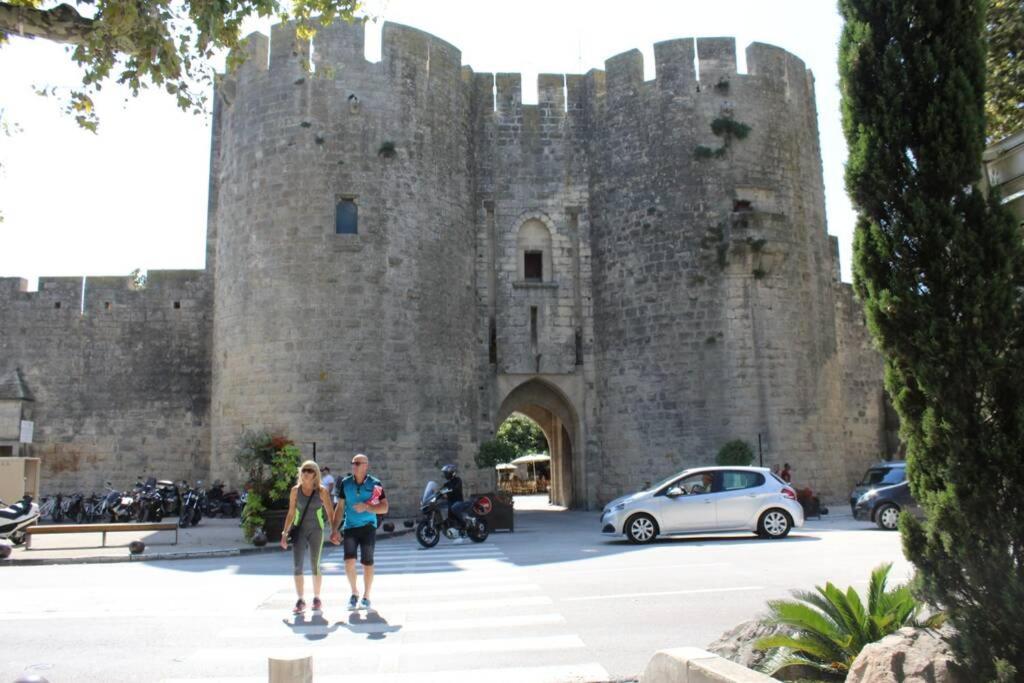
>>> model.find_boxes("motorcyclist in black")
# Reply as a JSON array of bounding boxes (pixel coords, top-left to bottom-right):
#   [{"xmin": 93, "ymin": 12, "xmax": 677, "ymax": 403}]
[{"xmin": 440, "ymin": 464, "xmax": 470, "ymax": 529}]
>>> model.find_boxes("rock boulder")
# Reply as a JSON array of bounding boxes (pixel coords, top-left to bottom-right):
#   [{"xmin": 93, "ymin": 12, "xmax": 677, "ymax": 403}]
[{"xmin": 846, "ymin": 626, "xmax": 966, "ymax": 683}]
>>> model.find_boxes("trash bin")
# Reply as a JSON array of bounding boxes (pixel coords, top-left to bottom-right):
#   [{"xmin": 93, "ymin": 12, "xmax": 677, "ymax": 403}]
[{"xmin": 471, "ymin": 492, "xmax": 514, "ymax": 532}]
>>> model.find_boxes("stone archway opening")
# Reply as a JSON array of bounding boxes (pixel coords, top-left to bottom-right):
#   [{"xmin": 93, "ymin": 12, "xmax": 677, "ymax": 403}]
[{"xmin": 496, "ymin": 379, "xmax": 579, "ymax": 508}]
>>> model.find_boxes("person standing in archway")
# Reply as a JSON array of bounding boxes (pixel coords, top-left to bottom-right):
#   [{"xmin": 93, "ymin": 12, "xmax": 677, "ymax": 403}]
[{"xmin": 330, "ymin": 453, "xmax": 388, "ymax": 611}]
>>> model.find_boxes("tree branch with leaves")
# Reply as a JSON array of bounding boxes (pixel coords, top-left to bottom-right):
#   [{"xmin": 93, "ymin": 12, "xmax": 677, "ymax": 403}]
[{"xmin": 0, "ymin": 0, "xmax": 361, "ymax": 130}]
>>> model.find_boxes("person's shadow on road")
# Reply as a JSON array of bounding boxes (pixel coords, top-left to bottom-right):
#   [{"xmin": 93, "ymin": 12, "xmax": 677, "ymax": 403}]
[
  {"xmin": 339, "ymin": 610, "xmax": 402, "ymax": 641},
  {"xmin": 281, "ymin": 612, "xmax": 340, "ymax": 641}
]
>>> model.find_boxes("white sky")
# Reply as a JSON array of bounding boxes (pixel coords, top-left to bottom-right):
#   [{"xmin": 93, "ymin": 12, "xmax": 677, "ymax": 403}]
[{"xmin": 0, "ymin": 0, "xmax": 856, "ymax": 289}]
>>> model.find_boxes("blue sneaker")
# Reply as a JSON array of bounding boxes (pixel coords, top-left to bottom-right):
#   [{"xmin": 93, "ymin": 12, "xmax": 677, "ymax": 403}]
[
  {"xmin": 359, "ymin": 597, "xmax": 371, "ymax": 610},
  {"xmin": 347, "ymin": 594, "xmax": 358, "ymax": 610}
]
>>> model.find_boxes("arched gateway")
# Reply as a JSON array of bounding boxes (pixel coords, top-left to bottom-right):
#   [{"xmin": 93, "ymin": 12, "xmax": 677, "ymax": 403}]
[{"xmin": 496, "ymin": 379, "xmax": 582, "ymax": 508}]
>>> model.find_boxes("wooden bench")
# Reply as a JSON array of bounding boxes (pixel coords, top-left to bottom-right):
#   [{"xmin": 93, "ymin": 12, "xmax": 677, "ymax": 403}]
[{"xmin": 25, "ymin": 522, "xmax": 179, "ymax": 549}]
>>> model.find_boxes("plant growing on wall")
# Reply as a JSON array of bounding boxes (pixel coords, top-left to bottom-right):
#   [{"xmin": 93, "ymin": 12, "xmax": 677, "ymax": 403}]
[
  {"xmin": 840, "ymin": 0, "xmax": 1024, "ymax": 677},
  {"xmin": 693, "ymin": 115, "xmax": 752, "ymax": 159},
  {"xmin": 237, "ymin": 431, "xmax": 303, "ymax": 541}
]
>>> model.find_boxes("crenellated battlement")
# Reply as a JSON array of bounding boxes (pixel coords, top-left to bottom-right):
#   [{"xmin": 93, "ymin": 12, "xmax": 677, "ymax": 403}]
[
  {"xmin": 217, "ymin": 20, "xmax": 814, "ymax": 118},
  {"xmin": 0, "ymin": 270, "xmax": 209, "ymax": 316}
]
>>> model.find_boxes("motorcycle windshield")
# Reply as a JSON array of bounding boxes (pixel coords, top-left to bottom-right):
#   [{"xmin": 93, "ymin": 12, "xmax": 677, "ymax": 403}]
[{"xmin": 422, "ymin": 481, "xmax": 439, "ymax": 505}]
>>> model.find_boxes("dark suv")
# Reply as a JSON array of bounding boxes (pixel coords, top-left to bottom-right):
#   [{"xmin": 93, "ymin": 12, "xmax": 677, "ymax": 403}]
[{"xmin": 850, "ymin": 462, "xmax": 920, "ymax": 530}]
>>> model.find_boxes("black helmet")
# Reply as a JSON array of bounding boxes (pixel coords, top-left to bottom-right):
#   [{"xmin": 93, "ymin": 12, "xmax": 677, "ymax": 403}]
[{"xmin": 441, "ymin": 464, "xmax": 457, "ymax": 480}]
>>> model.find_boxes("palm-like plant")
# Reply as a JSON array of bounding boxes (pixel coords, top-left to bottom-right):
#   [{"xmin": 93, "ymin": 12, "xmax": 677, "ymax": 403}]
[{"xmin": 755, "ymin": 563, "xmax": 946, "ymax": 679}]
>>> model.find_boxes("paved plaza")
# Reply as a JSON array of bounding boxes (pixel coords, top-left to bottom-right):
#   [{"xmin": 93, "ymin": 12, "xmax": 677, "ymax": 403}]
[{"xmin": 1, "ymin": 501, "xmax": 909, "ymax": 682}]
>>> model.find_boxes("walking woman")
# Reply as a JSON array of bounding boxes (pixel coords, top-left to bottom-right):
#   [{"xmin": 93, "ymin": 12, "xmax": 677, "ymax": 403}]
[{"xmin": 280, "ymin": 460, "xmax": 336, "ymax": 613}]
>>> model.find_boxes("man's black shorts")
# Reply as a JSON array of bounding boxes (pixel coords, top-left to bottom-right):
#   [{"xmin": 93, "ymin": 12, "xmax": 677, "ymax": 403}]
[{"xmin": 342, "ymin": 524, "xmax": 376, "ymax": 565}]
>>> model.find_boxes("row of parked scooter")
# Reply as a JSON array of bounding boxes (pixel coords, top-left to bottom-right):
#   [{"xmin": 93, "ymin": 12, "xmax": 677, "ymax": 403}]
[{"xmin": 36, "ymin": 478, "xmax": 243, "ymax": 528}]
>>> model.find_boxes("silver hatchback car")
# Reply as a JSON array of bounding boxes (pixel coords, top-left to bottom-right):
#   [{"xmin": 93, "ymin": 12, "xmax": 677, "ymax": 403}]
[{"xmin": 601, "ymin": 466, "xmax": 805, "ymax": 543}]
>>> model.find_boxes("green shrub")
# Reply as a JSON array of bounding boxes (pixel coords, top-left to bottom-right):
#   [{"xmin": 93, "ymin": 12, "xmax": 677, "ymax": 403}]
[
  {"xmin": 716, "ymin": 439, "xmax": 753, "ymax": 466},
  {"xmin": 236, "ymin": 431, "xmax": 302, "ymax": 541},
  {"xmin": 755, "ymin": 563, "xmax": 945, "ymax": 679}
]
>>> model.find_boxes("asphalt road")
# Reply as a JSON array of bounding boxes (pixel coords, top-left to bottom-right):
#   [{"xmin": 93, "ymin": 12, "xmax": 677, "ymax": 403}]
[{"xmin": 0, "ymin": 505, "xmax": 908, "ymax": 682}]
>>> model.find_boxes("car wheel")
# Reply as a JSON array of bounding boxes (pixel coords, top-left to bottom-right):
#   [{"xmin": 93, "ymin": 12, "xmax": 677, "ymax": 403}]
[
  {"xmin": 875, "ymin": 503, "xmax": 900, "ymax": 531},
  {"xmin": 758, "ymin": 509, "xmax": 792, "ymax": 539},
  {"xmin": 625, "ymin": 514, "xmax": 658, "ymax": 544}
]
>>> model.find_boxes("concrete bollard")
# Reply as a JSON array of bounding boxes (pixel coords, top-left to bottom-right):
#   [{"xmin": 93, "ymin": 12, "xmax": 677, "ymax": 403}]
[{"xmin": 268, "ymin": 655, "xmax": 312, "ymax": 683}]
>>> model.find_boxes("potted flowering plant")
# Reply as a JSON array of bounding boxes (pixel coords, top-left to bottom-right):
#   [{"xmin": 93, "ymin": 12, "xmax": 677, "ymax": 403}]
[{"xmin": 236, "ymin": 431, "xmax": 303, "ymax": 542}]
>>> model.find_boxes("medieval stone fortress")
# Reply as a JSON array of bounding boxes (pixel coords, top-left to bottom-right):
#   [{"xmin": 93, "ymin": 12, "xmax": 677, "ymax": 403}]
[{"xmin": 0, "ymin": 20, "xmax": 893, "ymax": 512}]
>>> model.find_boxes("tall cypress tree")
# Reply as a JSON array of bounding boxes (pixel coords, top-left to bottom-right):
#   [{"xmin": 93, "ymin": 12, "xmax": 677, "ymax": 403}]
[{"xmin": 839, "ymin": 0, "xmax": 1024, "ymax": 679}]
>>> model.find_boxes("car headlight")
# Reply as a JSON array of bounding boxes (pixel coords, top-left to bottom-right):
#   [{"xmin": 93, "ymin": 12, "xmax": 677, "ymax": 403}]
[
  {"xmin": 857, "ymin": 491, "xmax": 877, "ymax": 505},
  {"xmin": 612, "ymin": 503, "xmax": 626, "ymax": 512}
]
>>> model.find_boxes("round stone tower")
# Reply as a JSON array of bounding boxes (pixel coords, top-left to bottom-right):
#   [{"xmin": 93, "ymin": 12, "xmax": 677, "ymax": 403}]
[
  {"xmin": 585, "ymin": 38, "xmax": 858, "ymax": 500},
  {"xmin": 207, "ymin": 19, "xmax": 480, "ymax": 493}
]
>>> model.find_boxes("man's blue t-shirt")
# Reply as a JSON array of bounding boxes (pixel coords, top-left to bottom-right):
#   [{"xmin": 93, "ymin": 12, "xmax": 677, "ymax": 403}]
[{"xmin": 335, "ymin": 474, "xmax": 385, "ymax": 529}]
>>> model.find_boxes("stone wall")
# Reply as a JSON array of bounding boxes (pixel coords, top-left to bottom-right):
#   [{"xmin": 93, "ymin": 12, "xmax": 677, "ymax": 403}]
[{"xmin": 0, "ymin": 271, "xmax": 212, "ymax": 493}]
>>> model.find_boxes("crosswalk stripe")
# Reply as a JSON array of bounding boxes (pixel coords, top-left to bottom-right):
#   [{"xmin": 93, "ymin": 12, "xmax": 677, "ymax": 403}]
[
  {"xmin": 326, "ymin": 548, "xmax": 506, "ymax": 557},
  {"xmin": 332, "ymin": 552, "xmax": 508, "ymax": 561},
  {"xmin": 260, "ymin": 595, "xmax": 553, "ymax": 611},
  {"xmin": 162, "ymin": 662, "xmax": 610, "ymax": 683},
  {"xmin": 216, "ymin": 612, "xmax": 566, "ymax": 637},
  {"xmin": 323, "ymin": 557, "xmax": 509, "ymax": 567},
  {"xmin": 187, "ymin": 634, "xmax": 586, "ymax": 661},
  {"xmin": 561, "ymin": 585, "xmax": 764, "ymax": 601},
  {"xmin": 336, "ymin": 544, "xmax": 504, "ymax": 554},
  {"xmin": 270, "ymin": 583, "xmax": 541, "ymax": 599}
]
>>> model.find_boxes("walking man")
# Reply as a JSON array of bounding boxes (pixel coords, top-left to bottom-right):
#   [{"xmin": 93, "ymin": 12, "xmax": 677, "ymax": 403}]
[
  {"xmin": 331, "ymin": 453, "xmax": 388, "ymax": 610},
  {"xmin": 320, "ymin": 466, "xmax": 336, "ymax": 504}
]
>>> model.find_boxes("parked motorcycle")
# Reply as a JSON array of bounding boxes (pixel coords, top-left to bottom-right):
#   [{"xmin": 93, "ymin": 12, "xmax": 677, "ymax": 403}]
[
  {"xmin": 205, "ymin": 481, "xmax": 241, "ymax": 518},
  {"xmin": 0, "ymin": 495, "xmax": 40, "ymax": 546},
  {"xmin": 65, "ymin": 492, "xmax": 86, "ymax": 524},
  {"xmin": 178, "ymin": 480, "xmax": 205, "ymax": 528},
  {"xmin": 415, "ymin": 481, "xmax": 489, "ymax": 548},
  {"xmin": 100, "ymin": 483, "xmax": 134, "ymax": 523},
  {"xmin": 157, "ymin": 480, "xmax": 181, "ymax": 517},
  {"xmin": 135, "ymin": 477, "xmax": 164, "ymax": 522}
]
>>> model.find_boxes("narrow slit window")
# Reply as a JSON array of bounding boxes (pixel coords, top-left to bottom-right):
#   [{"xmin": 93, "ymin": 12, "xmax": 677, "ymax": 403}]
[
  {"xmin": 336, "ymin": 199, "xmax": 358, "ymax": 235},
  {"xmin": 489, "ymin": 317, "xmax": 497, "ymax": 365},
  {"xmin": 524, "ymin": 251, "xmax": 543, "ymax": 282}
]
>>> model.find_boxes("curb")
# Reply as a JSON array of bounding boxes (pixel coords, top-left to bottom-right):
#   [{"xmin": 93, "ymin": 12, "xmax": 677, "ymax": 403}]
[{"xmin": 1, "ymin": 527, "xmax": 414, "ymax": 567}]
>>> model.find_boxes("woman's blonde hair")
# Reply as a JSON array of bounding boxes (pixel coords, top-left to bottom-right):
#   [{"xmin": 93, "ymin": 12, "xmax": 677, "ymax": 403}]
[{"xmin": 296, "ymin": 460, "xmax": 323, "ymax": 489}]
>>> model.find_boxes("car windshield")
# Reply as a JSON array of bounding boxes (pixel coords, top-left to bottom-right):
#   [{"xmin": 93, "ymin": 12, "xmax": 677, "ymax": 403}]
[
  {"xmin": 859, "ymin": 466, "xmax": 905, "ymax": 486},
  {"xmin": 645, "ymin": 470, "xmax": 692, "ymax": 493}
]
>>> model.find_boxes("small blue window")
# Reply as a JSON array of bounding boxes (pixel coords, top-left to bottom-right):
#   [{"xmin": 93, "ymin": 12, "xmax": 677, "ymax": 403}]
[{"xmin": 336, "ymin": 199, "xmax": 358, "ymax": 234}]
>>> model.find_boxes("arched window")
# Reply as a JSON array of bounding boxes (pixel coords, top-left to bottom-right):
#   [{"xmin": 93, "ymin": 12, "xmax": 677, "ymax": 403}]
[{"xmin": 517, "ymin": 219, "xmax": 553, "ymax": 283}]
